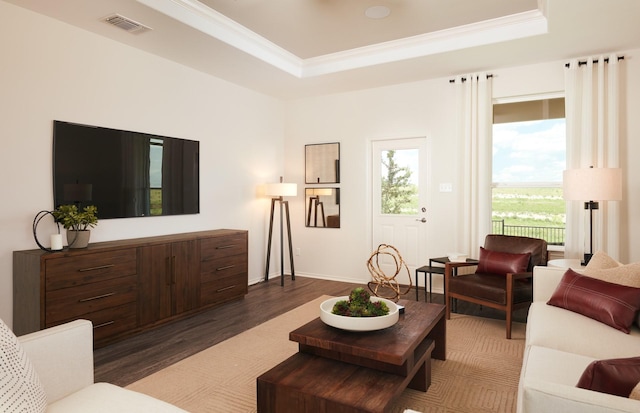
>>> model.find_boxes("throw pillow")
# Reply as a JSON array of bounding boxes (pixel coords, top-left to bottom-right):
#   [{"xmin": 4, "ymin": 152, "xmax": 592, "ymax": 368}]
[
  {"xmin": 582, "ymin": 252, "xmax": 640, "ymax": 328},
  {"xmin": 475, "ymin": 247, "xmax": 531, "ymax": 276},
  {"xmin": 577, "ymin": 356, "xmax": 640, "ymax": 398},
  {"xmin": 547, "ymin": 269, "xmax": 640, "ymax": 333},
  {"xmin": 585, "ymin": 250, "xmax": 622, "ymax": 271},
  {"xmin": 0, "ymin": 319, "xmax": 47, "ymax": 412},
  {"xmin": 584, "ymin": 262, "xmax": 640, "ymax": 289}
]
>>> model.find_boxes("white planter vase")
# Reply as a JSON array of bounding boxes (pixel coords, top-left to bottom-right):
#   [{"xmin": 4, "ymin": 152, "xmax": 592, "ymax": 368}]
[{"xmin": 66, "ymin": 230, "xmax": 90, "ymax": 248}]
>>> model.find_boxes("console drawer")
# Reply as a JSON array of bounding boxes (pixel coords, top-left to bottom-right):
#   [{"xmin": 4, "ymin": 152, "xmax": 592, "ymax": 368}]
[
  {"xmin": 200, "ymin": 274, "xmax": 247, "ymax": 306},
  {"xmin": 200, "ymin": 234, "xmax": 247, "ymax": 261},
  {"xmin": 45, "ymin": 249, "xmax": 137, "ymax": 290},
  {"xmin": 200, "ymin": 254, "xmax": 247, "ymax": 283},
  {"xmin": 45, "ymin": 275, "xmax": 137, "ymax": 324}
]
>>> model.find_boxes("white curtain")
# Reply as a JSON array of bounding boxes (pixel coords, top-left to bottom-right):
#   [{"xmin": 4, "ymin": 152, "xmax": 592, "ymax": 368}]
[
  {"xmin": 453, "ymin": 74, "xmax": 493, "ymax": 257},
  {"xmin": 565, "ymin": 55, "xmax": 622, "ymax": 259}
]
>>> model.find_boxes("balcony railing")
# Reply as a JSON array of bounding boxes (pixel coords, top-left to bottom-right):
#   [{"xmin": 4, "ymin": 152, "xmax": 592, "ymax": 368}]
[{"xmin": 492, "ymin": 220, "xmax": 565, "ymax": 246}]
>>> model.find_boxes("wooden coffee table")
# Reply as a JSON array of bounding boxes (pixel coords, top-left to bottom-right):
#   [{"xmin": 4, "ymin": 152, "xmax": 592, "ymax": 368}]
[{"xmin": 257, "ymin": 300, "xmax": 446, "ymax": 413}]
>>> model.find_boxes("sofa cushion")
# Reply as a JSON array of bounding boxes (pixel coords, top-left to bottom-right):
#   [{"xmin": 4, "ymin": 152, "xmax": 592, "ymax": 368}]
[
  {"xmin": 630, "ymin": 382, "xmax": 640, "ymax": 400},
  {"xmin": 577, "ymin": 357, "xmax": 640, "ymax": 398},
  {"xmin": 0, "ymin": 319, "xmax": 47, "ymax": 413},
  {"xmin": 47, "ymin": 383, "xmax": 188, "ymax": 413},
  {"xmin": 547, "ymin": 269, "xmax": 640, "ymax": 333},
  {"xmin": 520, "ymin": 347, "xmax": 640, "ymax": 413},
  {"xmin": 527, "ymin": 302, "xmax": 640, "ymax": 360},
  {"xmin": 475, "ymin": 247, "xmax": 530, "ymax": 276}
]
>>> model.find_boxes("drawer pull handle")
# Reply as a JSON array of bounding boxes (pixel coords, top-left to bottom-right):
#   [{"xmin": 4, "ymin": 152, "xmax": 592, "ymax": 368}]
[
  {"xmin": 216, "ymin": 265, "xmax": 235, "ymax": 271},
  {"xmin": 79, "ymin": 264, "xmax": 115, "ymax": 272},
  {"xmin": 94, "ymin": 321, "xmax": 115, "ymax": 329},
  {"xmin": 216, "ymin": 285, "xmax": 235, "ymax": 293},
  {"xmin": 79, "ymin": 292, "xmax": 115, "ymax": 302},
  {"xmin": 216, "ymin": 244, "xmax": 236, "ymax": 249}
]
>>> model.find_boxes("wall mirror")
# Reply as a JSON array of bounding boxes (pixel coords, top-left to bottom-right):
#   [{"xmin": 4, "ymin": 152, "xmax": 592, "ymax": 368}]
[
  {"xmin": 305, "ymin": 143, "xmax": 340, "ymax": 184},
  {"xmin": 306, "ymin": 188, "xmax": 340, "ymax": 228}
]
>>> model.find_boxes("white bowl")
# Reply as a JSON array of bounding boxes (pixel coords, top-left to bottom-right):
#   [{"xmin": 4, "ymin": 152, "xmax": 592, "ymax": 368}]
[{"xmin": 319, "ymin": 296, "xmax": 399, "ymax": 332}]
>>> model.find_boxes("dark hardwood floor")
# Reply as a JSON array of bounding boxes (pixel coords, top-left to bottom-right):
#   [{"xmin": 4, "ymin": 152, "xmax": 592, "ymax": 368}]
[{"xmin": 94, "ymin": 276, "xmax": 528, "ymax": 387}]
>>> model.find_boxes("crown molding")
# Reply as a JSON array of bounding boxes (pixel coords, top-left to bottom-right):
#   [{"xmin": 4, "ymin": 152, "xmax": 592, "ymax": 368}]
[{"xmin": 138, "ymin": 0, "xmax": 548, "ymax": 78}]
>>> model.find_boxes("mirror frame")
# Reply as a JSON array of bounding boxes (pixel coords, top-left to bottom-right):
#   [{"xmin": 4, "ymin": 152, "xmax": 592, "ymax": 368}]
[
  {"xmin": 305, "ymin": 143, "xmax": 340, "ymax": 184},
  {"xmin": 305, "ymin": 187, "xmax": 340, "ymax": 228}
]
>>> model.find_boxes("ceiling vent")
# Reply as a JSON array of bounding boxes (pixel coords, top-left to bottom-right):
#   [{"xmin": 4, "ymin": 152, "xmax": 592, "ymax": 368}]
[{"xmin": 103, "ymin": 14, "xmax": 152, "ymax": 34}]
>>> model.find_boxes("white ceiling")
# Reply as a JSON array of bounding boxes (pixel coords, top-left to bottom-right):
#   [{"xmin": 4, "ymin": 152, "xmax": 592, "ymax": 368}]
[{"xmin": 5, "ymin": 0, "xmax": 640, "ymax": 99}]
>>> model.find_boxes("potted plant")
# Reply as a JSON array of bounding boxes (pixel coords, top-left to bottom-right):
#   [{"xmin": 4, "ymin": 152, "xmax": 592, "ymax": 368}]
[{"xmin": 52, "ymin": 204, "xmax": 98, "ymax": 248}]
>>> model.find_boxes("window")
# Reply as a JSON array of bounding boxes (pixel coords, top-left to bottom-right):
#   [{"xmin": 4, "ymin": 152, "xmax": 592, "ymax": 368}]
[{"xmin": 492, "ymin": 97, "xmax": 566, "ymax": 245}]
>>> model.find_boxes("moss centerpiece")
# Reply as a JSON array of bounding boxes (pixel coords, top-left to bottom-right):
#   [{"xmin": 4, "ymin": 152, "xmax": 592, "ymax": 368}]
[{"xmin": 320, "ymin": 287, "xmax": 399, "ymax": 331}]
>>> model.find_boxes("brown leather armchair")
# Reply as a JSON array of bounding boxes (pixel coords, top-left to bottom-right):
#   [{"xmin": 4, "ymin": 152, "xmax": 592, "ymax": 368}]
[{"xmin": 444, "ymin": 234, "xmax": 548, "ymax": 339}]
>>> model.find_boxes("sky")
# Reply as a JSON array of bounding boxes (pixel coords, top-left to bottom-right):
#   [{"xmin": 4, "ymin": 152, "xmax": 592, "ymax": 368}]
[{"xmin": 492, "ymin": 119, "xmax": 566, "ymax": 183}]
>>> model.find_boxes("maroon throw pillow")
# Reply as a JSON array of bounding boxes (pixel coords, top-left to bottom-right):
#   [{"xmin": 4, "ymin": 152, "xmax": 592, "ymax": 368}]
[
  {"xmin": 577, "ymin": 357, "xmax": 640, "ymax": 397},
  {"xmin": 475, "ymin": 247, "xmax": 531, "ymax": 276},
  {"xmin": 547, "ymin": 269, "xmax": 640, "ymax": 333}
]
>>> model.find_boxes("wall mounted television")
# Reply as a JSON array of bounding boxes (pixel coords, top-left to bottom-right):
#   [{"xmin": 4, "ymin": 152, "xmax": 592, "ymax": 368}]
[{"xmin": 53, "ymin": 120, "xmax": 199, "ymax": 219}]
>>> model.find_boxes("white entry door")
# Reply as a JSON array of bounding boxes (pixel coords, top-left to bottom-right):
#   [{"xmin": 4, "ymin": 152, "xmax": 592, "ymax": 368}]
[{"xmin": 371, "ymin": 137, "xmax": 430, "ymax": 287}]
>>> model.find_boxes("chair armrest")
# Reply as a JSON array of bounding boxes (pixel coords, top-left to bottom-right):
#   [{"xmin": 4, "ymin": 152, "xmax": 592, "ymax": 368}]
[
  {"xmin": 509, "ymin": 271, "xmax": 533, "ymax": 280},
  {"xmin": 18, "ymin": 319, "xmax": 94, "ymax": 403},
  {"xmin": 444, "ymin": 261, "xmax": 478, "ymax": 276}
]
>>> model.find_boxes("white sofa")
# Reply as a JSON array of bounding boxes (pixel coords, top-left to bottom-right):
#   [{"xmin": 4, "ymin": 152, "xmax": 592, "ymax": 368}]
[
  {"xmin": 18, "ymin": 319, "xmax": 188, "ymax": 413},
  {"xmin": 517, "ymin": 265, "xmax": 640, "ymax": 413}
]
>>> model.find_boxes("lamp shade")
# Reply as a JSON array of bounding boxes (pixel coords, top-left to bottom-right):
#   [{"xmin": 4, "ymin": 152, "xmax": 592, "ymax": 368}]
[
  {"xmin": 265, "ymin": 182, "xmax": 297, "ymax": 197},
  {"xmin": 563, "ymin": 168, "xmax": 622, "ymax": 201}
]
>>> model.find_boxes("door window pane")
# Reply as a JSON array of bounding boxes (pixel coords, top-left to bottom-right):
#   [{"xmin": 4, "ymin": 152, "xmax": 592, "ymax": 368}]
[{"xmin": 381, "ymin": 149, "xmax": 418, "ymax": 215}]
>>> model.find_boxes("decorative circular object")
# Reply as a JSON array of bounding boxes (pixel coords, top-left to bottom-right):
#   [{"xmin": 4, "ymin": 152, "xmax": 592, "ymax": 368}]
[
  {"xmin": 32, "ymin": 210, "xmax": 61, "ymax": 252},
  {"xmin": 366, "ymin": 244, "xmax": 412, "ymax": 301},
  {"xmin": 319, "ymin": 296, "xmax": 399, "ymax": 332}
]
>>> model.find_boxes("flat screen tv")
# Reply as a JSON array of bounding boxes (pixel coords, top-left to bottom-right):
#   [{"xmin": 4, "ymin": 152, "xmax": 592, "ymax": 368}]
[{"xmin": 53, "ymin": 120, "xmax": 199, "ymax": 219}]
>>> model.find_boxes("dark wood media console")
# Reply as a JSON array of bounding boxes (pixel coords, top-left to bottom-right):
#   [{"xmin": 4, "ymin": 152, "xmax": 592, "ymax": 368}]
[{"xmin": 13, "ymin": 229, "xmax": 248, "ymax": 347}]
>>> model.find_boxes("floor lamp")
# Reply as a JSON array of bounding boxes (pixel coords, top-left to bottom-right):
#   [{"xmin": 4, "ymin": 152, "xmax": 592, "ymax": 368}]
[
  {"xmin": 306, "ymin": 188, "xmax": 332, "ymax": 227},
  {"xmin": 265, "ymin": 178, "xmax": 297, "ymax": 286},
  {"xmin": 563, "ymin": 166, "xmax": 622, "ymax": 265}
]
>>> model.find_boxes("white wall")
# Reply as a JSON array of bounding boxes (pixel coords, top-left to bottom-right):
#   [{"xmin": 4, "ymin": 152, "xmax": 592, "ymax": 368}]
[
  {"xmin": 285, "ymin": 53, "xmax": 640, "ymax": 286},
  {"xmin": 0, "ymin": 2, "xmax": 285, "ymax": 326}
]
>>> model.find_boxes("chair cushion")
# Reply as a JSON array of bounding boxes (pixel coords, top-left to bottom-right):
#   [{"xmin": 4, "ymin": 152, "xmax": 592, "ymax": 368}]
[
  {"xmin": 475, "ymin": 247, "xmax": 530, "ymax": 276},
  {"xmin": 547, "ymin": 269, "xmax": 640, "ymax": 333},
  {"xmin": 576, "ymin": 356, "xmax": 640, "ymax": 398},
  {"xmin": 449, "ymin": 273, "xmax": 532, "ymax": 305},
  {"xmin": 0, "ymin": 318, "xmax": 47, "ymax": 413}
]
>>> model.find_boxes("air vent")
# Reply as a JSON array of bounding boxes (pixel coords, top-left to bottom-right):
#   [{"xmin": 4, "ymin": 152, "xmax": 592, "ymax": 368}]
[{"xmin": 103, "ymin": 14, "xmax": 152, "ymax": 34}]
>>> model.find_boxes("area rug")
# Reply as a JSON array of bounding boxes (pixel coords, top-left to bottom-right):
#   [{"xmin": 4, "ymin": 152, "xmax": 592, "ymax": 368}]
[{"xmin": 127, "ymin": 296, "xmax": 526, "ymax": 413}]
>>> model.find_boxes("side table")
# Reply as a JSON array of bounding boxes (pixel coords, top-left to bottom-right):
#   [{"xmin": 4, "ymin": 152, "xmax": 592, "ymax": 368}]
[{"xmin": 415, "ymin": 257, "xmax": 478, "ymax": 302}]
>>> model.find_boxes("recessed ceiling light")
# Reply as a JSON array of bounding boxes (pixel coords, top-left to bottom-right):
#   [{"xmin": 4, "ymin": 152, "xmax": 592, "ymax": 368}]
[{"xmin": 365, "ymin": 6, "xmax": 391, "ymax": 19}]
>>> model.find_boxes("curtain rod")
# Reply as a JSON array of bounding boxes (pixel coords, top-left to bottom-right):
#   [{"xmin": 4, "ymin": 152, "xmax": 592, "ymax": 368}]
[
  {"xmin": 448, "ymin": 74, "xmax": 493, "ymax": 83},
  {"xmin": 564, "ymin": 55, "xmax": 624, "ymax": 68}
]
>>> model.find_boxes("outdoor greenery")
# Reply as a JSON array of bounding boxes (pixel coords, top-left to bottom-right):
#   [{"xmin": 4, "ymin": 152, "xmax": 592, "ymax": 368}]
[
  {"xmin": 150, "ymin": 189, "xmax": 162, "ymax": 215},
  {"xmin": 492, "ymin": 187, "xmax": 566, "ymax": 244},
  {"xmin": 381, "ymin": 150, "xmax": 418, "ymax": 214},
  {"xmin": 492, "ymin": 187, "xmax": 565, "ymax": 227}
]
